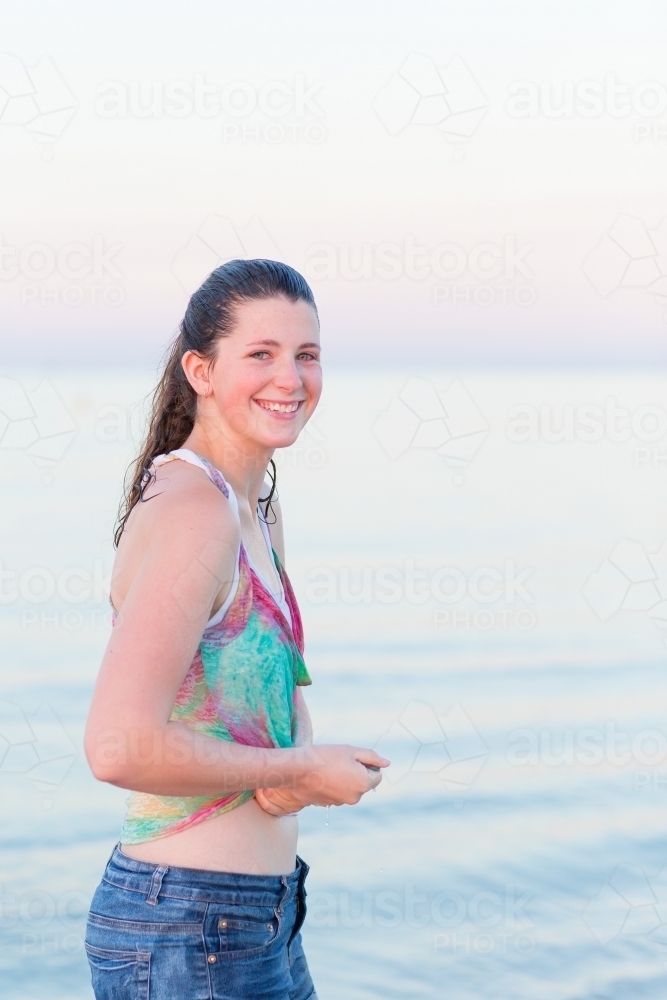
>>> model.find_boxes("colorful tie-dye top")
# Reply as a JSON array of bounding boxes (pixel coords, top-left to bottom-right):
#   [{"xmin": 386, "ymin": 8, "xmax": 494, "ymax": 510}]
[{"xmin": 118, "ymin": 448, "xmax": 312, "ymax": 844}]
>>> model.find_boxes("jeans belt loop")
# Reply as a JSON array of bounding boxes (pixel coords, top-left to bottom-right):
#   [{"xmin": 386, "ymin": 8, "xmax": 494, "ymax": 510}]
[
  {"xmin": 146, "ymin": 864, "xmax": 169, "ymax": 905},
  {"xmin": 106, "ymin": 840, "xmax": 127, "ymax": 870},
  {"xmin": 295, "ymin": 855, "xmax": 309, "ymax": 878},
  {"xmin": 296, "ymin": 857, "xmax": 308, "ymax": 901},
  {"xmin": 277, "ymin": 875, "xmax": 291, "ymax": 916}
]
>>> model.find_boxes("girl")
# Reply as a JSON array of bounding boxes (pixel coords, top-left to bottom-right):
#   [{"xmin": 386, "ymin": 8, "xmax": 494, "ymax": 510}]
[{"xmin": 83, "ymin": 259, "xmax": 389, "ymax": 1000}]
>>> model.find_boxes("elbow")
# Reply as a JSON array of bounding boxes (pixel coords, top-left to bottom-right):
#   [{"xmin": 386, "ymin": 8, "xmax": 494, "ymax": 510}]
[
  {"xmin": 90, "ymin": 762, "xmax": 126, "ymax": 786},
  {"xmin": 84, "ymin": 721, "xmax": 166, "ymax": 786},
  {"xmin": 85, "ymin": 741, "xmax": 127, "ymax": 785},
  {"xmin": 83, "ymin": 725, "xmax": 134, "ymax": 786}
]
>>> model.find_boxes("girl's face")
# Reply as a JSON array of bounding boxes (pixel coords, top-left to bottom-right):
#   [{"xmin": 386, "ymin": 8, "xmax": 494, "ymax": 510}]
[{"xmin": 190, "ymin": 295, "xmax": 322, "ymax": 453}]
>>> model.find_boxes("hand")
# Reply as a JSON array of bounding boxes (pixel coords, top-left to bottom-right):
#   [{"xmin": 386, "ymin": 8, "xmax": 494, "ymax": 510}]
[
  {"xmin": 254, "ymin": 786, "xmax": 310, "ymax": 818},
  {"xmin": 287, "ymin": 744, "xmax": 390, "ymax": 808},
  {"xmin": 255, "ymin": 746, "xmax": 390, "ymax": 816}
]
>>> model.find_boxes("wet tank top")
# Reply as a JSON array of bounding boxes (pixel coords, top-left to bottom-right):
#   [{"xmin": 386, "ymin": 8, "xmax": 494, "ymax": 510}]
[{"xmin": 118, "ymin": 448, "xmax": 312, "ymax": 844}]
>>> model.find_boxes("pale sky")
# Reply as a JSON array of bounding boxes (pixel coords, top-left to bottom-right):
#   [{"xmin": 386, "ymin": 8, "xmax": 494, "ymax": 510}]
[{"xmin": 1, "ymin": 0, "xmax": 667, "ymax": 364}]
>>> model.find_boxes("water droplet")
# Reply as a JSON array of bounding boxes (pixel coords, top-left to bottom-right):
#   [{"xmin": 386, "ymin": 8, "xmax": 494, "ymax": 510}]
[{"xmin": 325, "ymin": 805, "xmax": 329, "ymax": 826}]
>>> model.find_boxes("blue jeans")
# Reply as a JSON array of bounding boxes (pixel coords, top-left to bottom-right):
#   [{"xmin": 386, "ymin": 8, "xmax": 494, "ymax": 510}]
[{"xmin": 84, "ymin": 842, "xmax": 317, "ymax": 1000}]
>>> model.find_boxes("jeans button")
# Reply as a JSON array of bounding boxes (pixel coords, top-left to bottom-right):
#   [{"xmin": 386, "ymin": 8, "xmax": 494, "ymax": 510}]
[{"xmin": 208, "ymin": 955, "xmax": 217, "ymax": 964}]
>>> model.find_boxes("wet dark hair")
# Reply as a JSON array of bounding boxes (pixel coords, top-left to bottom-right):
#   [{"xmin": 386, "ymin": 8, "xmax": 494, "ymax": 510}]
[{"xmin": 114, "ymin": 258, "xmax": 318, "ymax": 547}]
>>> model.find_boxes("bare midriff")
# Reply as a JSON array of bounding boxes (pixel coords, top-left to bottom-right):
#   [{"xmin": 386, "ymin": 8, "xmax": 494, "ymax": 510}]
[{"xmin": 119, "ymin": 796, "xmax": 299, "ymax": 875}]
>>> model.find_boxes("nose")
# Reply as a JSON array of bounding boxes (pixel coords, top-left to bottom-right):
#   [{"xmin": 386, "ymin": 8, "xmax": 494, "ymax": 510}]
[{"xmin": 272, "ymin": 354, "xmax": 303, "ymax": 394}]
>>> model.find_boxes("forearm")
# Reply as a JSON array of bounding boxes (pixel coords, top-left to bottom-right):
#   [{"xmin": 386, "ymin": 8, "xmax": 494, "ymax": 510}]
[{"xmin": 88, "ymin": 720, "xmax": 309, "ymax": 797}]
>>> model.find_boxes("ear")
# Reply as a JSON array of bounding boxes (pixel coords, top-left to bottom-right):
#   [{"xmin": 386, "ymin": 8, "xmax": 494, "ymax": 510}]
[{"xmin": 181, "ymin": 350, "xmax": 212, "ymax": 397}]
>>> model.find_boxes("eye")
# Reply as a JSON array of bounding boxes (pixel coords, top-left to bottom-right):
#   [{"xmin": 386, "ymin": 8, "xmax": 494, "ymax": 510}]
[
  {"xmin": 297, "ymin": 351, "xmax": 320, "ymax": 361},
  {"xmin": 250, "ymin": 350, "xmax": 271, "ymax": 359}
]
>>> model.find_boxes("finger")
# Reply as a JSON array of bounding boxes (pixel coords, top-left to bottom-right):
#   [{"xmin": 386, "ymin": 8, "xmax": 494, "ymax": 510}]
[
  {"xmin": 255, "ymin": 789, "xmax": 279, "ymax": 811},
  {"xmin": 255, "ymin": 787, "xmax": 278, "ymax": 804},
  {"xmin": 263, "ymin": 786, "xmax": 308, "ymax": 813},
  {"xmin": 271, "ymin": 789, "xmax": 304, "ymax": 812},
  {"xmin": 354, "ymin": 748, "xmax": 391, "ymax": 768},
  {"xmin": 255, "ymin": 797, "xmax": 285, "ymax": 817}
]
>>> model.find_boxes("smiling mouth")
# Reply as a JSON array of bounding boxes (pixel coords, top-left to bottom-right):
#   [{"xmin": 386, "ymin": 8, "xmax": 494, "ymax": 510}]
[{"xmin": 254, "ymin": 399, "xmax": 304, "ymax": 414}]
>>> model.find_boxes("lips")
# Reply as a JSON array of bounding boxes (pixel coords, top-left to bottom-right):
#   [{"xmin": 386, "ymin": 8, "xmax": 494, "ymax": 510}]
[{"xmin": 254, "ymin": 399, "xmax": 304, "ymax": 415}]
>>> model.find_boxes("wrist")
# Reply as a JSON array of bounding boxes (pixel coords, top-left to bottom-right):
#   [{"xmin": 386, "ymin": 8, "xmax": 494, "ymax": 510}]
[
  {"xmin": 253, "ymin": 746, "xmax": 305, "ymax": 791},
  {"xmin": 283, "ymin": 745, "xmax": 317, "ymax": 792}
]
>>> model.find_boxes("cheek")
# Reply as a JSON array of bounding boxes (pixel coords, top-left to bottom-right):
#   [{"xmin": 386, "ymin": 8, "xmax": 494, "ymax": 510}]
[
  {"xmin": 209, "ymin": 370, "xmax": 267, "ymax": 437},
  {"xmin": 303, "ymin": 368, "xmax": 323, "ymax": 406},
  {"xmin": 212, "ymin": 369, "xmax": 261, "ymax": 411}
]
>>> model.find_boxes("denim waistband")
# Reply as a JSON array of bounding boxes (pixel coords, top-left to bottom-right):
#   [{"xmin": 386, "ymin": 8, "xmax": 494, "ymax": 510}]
[{"xmin": 101, "ymin": 842, "xmax": 308, "ymax": 907}]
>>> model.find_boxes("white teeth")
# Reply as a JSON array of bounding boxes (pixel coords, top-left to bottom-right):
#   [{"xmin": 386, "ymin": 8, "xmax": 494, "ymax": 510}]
[{"xmin": 257, "ymin": 401, "xmax": 300, "ymax": 413}]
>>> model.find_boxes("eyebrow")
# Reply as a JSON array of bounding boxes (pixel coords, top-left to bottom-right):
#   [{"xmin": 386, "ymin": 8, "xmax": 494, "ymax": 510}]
[{"xmin": 247, "ymin": 339, "xmax": 321, "ymax": 349}]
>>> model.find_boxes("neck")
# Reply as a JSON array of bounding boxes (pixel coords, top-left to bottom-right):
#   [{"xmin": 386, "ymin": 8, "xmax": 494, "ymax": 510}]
[{"xmin": 181, "ymin": 424, "xmax": 273, "ymax": 511}]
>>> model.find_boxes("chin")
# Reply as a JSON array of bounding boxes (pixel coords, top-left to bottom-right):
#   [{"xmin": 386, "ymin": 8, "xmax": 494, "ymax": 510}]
[{"xmin": 255, "ymin": 431, "xmax": 301, "ymax": 450}]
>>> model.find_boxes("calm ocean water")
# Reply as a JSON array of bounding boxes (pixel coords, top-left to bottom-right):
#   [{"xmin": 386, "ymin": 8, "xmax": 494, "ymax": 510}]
[{"xmin": 1, "ymin": 365, "xmax": 667, "ymax": 999}]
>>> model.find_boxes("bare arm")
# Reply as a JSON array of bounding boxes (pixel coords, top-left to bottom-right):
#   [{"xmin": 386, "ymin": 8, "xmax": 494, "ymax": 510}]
[
  {"xmin": 85, "ymin": 478, "xmax": 300, "ymax": 794},
  {"xmin": 255, "ymin": 685, "xmax": 317, "ymax": 816},
  {"xmin": 84, "ymin": 472, "xmax": 386, "ymax": 803}
]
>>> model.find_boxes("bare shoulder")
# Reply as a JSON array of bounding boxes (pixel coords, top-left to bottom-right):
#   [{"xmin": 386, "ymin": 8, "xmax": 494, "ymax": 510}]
[
  {"xmin": 112, "ymin": 458, "xmax": 240, "ymax": 609},
  {"xmin": 128, "ymin": 458, "xmax": 238, "ymax": 543}
]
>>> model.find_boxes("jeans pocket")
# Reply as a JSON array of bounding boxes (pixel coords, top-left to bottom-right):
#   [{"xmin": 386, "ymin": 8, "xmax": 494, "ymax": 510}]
[
  {"xmin": 217, "ymin": 908, "xmax": 280, "ymax": 958},
  {"xmin": 85, "ymin": 942, "xmax": 151, "ymax": 1000}
]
